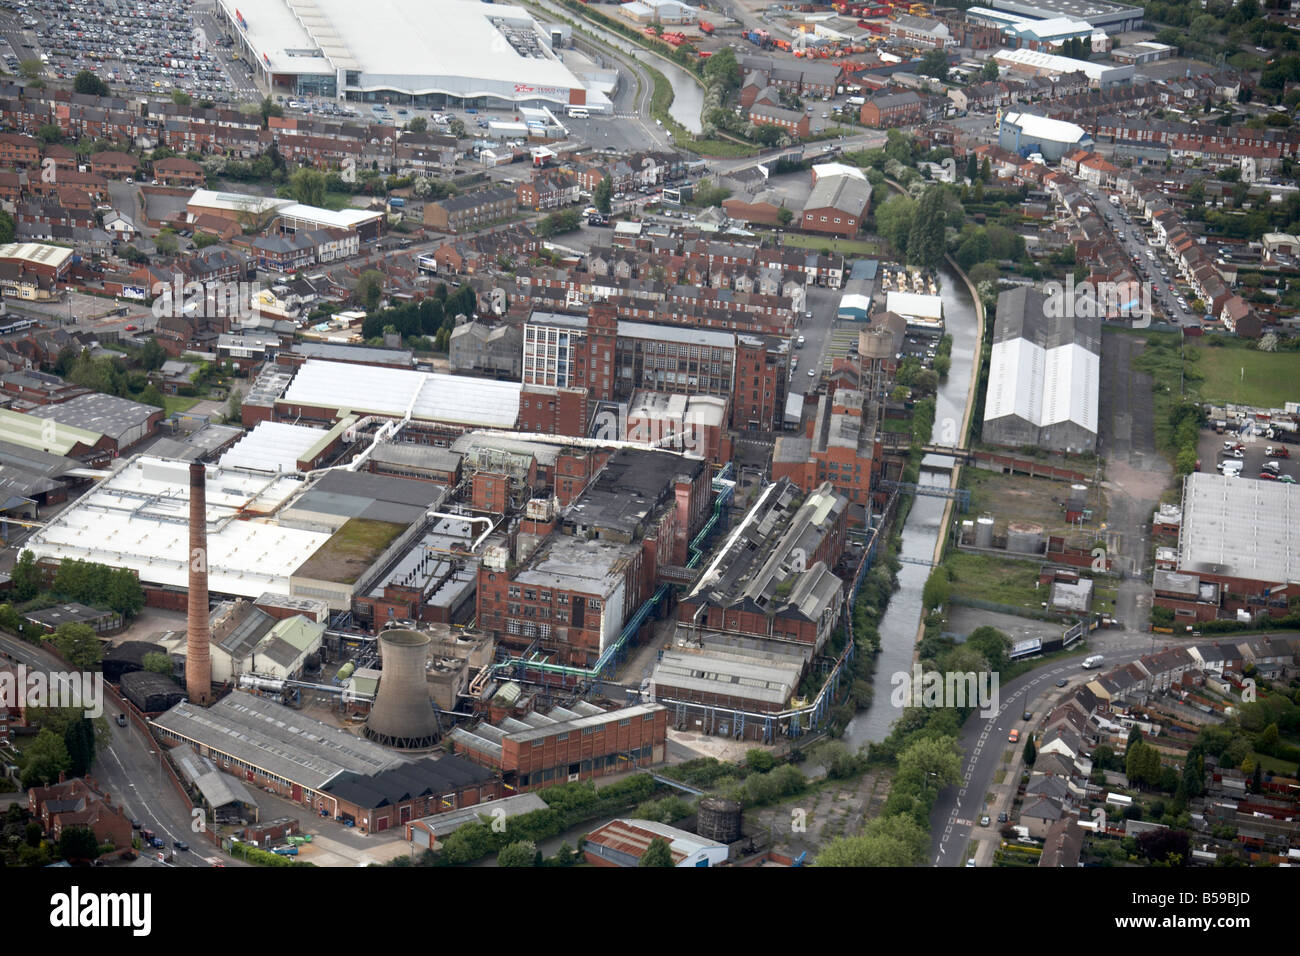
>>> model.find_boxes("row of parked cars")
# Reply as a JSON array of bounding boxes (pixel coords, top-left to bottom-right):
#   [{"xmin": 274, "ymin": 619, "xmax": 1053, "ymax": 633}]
[{"xmin": 29, "ymin": 0, "xmax": 238, "ymax": 103}]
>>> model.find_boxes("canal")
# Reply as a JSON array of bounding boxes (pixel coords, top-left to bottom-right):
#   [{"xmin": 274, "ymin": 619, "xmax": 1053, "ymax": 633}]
[{"xmin": 843, "ymin": 261, "xmax": 981, "ymax": 750}]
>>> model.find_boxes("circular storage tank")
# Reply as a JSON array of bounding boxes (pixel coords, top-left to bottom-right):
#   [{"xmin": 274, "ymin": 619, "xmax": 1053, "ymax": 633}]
[
  {"xmin": 1068, "ymin": 484, "xmax": 1087, "ymax": 510},
  {"xmin": 1006, "ymin": 522, "xmax": 1045, "ymax": 554},
  {"xmin": 975, "ymin": 515, "xmax": 995, "ymax": 549},
  {"xmin": 696, "ymin": 797, "xmax": 742, "ymax": 844}
]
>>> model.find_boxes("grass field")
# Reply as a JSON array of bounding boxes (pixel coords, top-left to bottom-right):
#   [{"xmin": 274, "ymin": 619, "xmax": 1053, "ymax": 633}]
[
  {"xmin": 163, "ymin": 396, "xmax": 199, "ymax": 417},
  {"xmin": 1251, "ymin": 751, "xmax": 1300, "ymax": 777},
  {"xmin": 780, "ymin": 233, "xmax": 885, "ymax": 257},
  {"xmin": 1188, "ymin": 341, "xmax": 1299, "ymax": 409},
  {"xmin": 943, "ymin": 551, "xmax": 1044, "ymax": 611}
]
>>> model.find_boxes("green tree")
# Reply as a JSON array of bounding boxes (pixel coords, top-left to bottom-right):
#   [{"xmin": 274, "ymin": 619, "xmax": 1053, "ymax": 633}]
[
  {"xmin": 171, "ymin": 90, "xmax": 192, "ymax": 107},
  {"xmin": 142, "ymin": 652, "xmax": 173, "ymax": 677},
  {"xmin": 259, "ymin": 96, "xmax": 284, "ymax": 127},
  {"xmin": 20, "ymin": 728, "xmax": 72, "ymax": 788},
  {"xmin": 639, "ymin": 837, "xmax": 675, "ymax": 867},
  {"xmin": 63, "ymin": 716, "xmax": 95, "ymax": 777},
  {"xmin": 153, "ymin": 231, "xmax": 178, "ymax": 257},
  {"xmin": 355, "ymin": 270, "xmax": 385, "ymax": 312},
  {"xmin": 50, "ymin": 622, "xmax": 102, "ymax": 670},
  {"xmin": 136, "ymin": 384, "xmax": 165, "ymax": 410},
  {"xmin": 921, "ymin": 567, "xmax": 950, "ymax": 610},
  {"xmin": 815, "ymin": 814, "xmax": 929, "ymax": 867},
  {"xmin": 594, "ymin": 176, "xmax": 612, "ymax": 215},
  {"xmin": 702, "ymin": 46, "xmax": 741, "ymax": 90},
  {"xmin": 35, "ymin": 123, "xmax": 61, "ymax": 145},
  {"xmin": 965, "ymin": 152, "xmax": 979, "ymax": 183},
  {"xmin": 777, "ymin": 206, "xmax": 794, "ymax": 226},
  {"xmin": 19, "ymin": 58, "xmax": 44, "ymax": 81},
  {"xmin": 907, "ymin": 187, "xmax": 948, "ymax": 269},
  {"xmin": 406, "ymin": 116, "xmax": 427, "ymax": 133},
  {"xmin": 981, "ymin": 59, "xmax": 999, "ymax": 81},
  {"xmin": 918, "ymin": 49, "xmax": 949, "ymax": 82},
  {"xmin": 745, "ymin": 749, "xmax": 775, "ymax": 773},
  {"xmin": 11, "ymin": 549, "xmax": 41, "ymax": 602},
  {"xmin": 226, "ymin": 388, "xmax": 243, "ymax": 422},
  {"xmin": 874, "ymin": 193, "xmax": 917, "ymax": 257},
  {"xmin": 447, "ymin": 118, "xmax": 466, "ymax": 138},
  {"xmin": 497, "ymin": 840, "xmax": 538, "ymax": 867},
  {"xmin": 1023, "ymin": 736, "xmax": 1037, "ymax": 767},
  {"xmin": 290, "ymin": 167, "xmax": 327, "ymax": 207},
  {"xmin": 58, "ymin": 826, "xmax": 102, "ymax": 862},
  {"xmin": 73, "ymin": 71, "xmax": 109, "ymax": 97}
]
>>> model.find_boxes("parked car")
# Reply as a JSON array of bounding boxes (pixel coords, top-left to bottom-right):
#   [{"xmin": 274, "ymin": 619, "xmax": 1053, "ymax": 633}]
[
  {"xmin": 1008, "ymin": 729, "xmax": 1020, "ymax": 743},
  {"xmin": 115, "ymin": 713, "xmax": 127, "ymax": 726},
  {"xmin": 1055, "ymin": 678, "xmax": 1068, "ymax": 687},
  {"xmin": 979, "ymin": 815, "xmax": 990, "ymax": 827}
]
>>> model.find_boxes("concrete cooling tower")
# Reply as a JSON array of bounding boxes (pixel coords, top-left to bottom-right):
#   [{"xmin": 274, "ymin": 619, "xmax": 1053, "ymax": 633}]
[{"xmin": 363, "ymin": 629, "xmax": 441, "ymax": 749}]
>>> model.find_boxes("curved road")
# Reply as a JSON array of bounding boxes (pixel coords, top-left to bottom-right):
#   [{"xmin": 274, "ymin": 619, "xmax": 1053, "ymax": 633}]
[
  {"xmin": 930, "ymin": 629, "xmax": 1201, "ymax": 866},
  {"xmin": 0, "ymin": 632, "xmax": 226, "ymax": 867}
]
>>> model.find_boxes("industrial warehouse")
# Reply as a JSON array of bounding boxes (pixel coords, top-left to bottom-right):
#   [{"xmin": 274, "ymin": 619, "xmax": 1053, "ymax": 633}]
[{"xmin": 215, "ymin": 0, "xmax": 590, "ymax": 108}]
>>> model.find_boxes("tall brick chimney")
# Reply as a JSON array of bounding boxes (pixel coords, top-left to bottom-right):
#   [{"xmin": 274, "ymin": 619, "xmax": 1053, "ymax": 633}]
[{"xmin": 185, "ymin": 463, "xmax": 212, "ymax": 704}]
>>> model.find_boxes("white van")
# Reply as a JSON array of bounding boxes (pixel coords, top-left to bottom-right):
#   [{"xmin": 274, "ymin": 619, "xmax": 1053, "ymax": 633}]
[
  {"xmin": 1082, "ymin": 655, "xmax": 1104, "ymax": 669},
  {"xmin": 567, "ymin": 107, "xmax": 589, "ymax": 118}
]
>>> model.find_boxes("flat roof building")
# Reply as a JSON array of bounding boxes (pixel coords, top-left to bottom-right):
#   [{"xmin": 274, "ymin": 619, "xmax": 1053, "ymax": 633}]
[
  {"xmin": 217, "ymin": 0, "xmax": 589, "ymax": 108},
  {"xmin": 981, "ymin": 0, "xmax": 1142, "ymax": 34}
]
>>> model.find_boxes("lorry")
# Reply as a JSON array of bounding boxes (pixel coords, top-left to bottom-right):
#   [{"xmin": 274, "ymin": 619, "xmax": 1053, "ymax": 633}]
[
  {"xmin": 271, "ymin": 845, "xmax": 299, "ymax": 856},
  {"xmin": 1082, "ymin": 655, "xmax": 1104, "ymax": 669}
]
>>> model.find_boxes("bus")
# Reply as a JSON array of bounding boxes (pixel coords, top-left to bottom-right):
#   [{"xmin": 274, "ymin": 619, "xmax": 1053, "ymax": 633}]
[{"xmin": 567, "ymin": 106, "xmax": 588, "ymax": 118}]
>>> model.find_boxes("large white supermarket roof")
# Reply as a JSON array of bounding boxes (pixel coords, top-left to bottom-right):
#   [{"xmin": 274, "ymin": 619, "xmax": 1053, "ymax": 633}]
[
  {"xmin": 219, "ymin": 0, "xmax": 585, "ymax": 98},
  {"xmin": 24, "ymin": 457, "xmax": 331, "ymax": 598},
  {"xmin": 280, "ymin": 359, "xmax": 521, "ymax": 429}
]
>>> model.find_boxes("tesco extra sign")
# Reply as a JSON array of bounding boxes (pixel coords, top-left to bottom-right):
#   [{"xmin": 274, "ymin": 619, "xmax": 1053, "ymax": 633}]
[{"xmin": 513, "ymin": 83, "xmax": 564, "ymax": 97}]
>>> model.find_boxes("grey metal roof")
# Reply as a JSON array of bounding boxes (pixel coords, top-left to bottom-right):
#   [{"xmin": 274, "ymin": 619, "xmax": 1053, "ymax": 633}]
[
  {"xmin": 152, "ymin": 691, "xmax": 407, "ymax": 792},
  {"xmin": 26, "ymin": 392, "xmax": 157, "ymax": 443},
  {"xmin": 216, "ymin": 605, "xmax": 277, "ymax": 659},
  {"xmin": 369, "ymin": 442, "xmax": 462, "ymax": 473},
  {"xmin": 1177, "ymin": 473, "xmax": 1300, "ymax": 585}
]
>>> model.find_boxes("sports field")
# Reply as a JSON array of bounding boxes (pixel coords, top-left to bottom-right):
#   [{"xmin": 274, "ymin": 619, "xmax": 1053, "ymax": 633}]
[{"xmin": 1190, "ymin": 341, "xmax": 1298, "ymax": 409}]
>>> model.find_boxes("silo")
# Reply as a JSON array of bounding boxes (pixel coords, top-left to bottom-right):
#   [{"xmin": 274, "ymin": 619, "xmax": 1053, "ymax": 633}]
[
  {"xmin": 363, "ymin": 629, "xmax": 441, "ymax": 749},
  {"xmin": 960, "ymin": 520, "xmax": 973, "ymax": 545},
  {"xmin": 696, "ymin": 797, "xmax": 742, "ymax": 844},
  {"xmin": 1006, "ymin": 522, "xmax": 1045, "ymax": 554},
  {"xmin": 975, "ymin": 515, "xmax": 995, "ymax": 549}
]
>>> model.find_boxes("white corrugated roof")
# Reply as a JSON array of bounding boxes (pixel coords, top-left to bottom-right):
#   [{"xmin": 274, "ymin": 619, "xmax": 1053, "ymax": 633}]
[
  {"xmin": 219, "ymin": 421, "xmax": 331, "ymax": 473},
  {"xmin": 985, "ymin": 338, "xmax": 1097, "ymax": 434},
  {"xmin": 1001, "ymin": 109, "xmax": 1089, "ymax": 145},
  {"xmin": 885, "ymin": 291, "xmax": 943, "ymax": 320},
  {"xmin": 281, "ymin": 359, "xmax": 521, "ymax": 428}
]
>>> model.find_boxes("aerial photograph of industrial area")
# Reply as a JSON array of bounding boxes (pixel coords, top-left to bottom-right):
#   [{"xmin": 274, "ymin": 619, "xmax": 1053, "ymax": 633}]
[{"xmin": 0, "ymin": 0, "xmax": 1297, "ymax": 923}]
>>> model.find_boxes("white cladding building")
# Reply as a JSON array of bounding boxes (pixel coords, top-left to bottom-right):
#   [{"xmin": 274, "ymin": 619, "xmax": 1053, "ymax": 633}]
[
  {"xmin": 982, "ymin": 285, "xmax": 1100, "ymax": 453},
  {"xmin": 217, "ymin": 0, "xmax": 589, "ymax": 108}
]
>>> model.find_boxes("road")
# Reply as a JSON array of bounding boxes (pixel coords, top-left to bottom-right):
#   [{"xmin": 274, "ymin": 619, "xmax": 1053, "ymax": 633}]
[
  {"xmin": 0, "ymin": 631, "xmax": 225, "ymax": 867},
  {"xmin": 1078, "ymin": 183, "xmax": 1202, "ymax": 327},
  {"xmin": 929, "ymin": 629, "xmax": 1204, "ymax": 866}
]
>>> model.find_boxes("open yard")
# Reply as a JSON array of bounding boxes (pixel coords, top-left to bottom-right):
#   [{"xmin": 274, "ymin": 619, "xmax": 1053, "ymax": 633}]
[
  {"xmin": 779, "ymin": 233, "xmax": 885, "ymax": 257},
  {"xmin": 962, "ymin": 469, "xmax": 1104, "ymax": 539},
  {"xmin": 1189, "ymin": 341, "xmax": 1299, "ymax": 409},
  {"xmin": 943, "ymin": 551, "xmax": 1045, "ymax": 611}
]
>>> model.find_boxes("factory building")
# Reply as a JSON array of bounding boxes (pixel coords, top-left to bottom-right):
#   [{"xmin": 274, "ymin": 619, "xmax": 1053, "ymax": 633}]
[
  {"xmin": 678, "ymin": 478, "xmax": 847, "ymax": 651},
  {"xmin": 153, "ymin": 691, "xmax": 502, "ymax": 829},
  {"xmin": 993, "ymin": 48, "xmax": 1133, "ymax": 89},
  {"xmin": 998, "ymin": 110, "xmax": 1094, "ymax": 161},
  {"xmin": 475, "ymin": 445, "xmax": 711, "ymax": 666},
  {"xmin": 1152, "ymin": 474, "xmax": 1299, "ymax": 625},
  {"xmin": 449, "ymin": 698, "xmax": 667, "ymax": 791},
  {"xmin": 979, "ymin": 0, "xmax": 1142, "ymax": 34},
  {"xmin": 982, "ymin": 285, "xmax": 1100, "ymax": 454}
]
